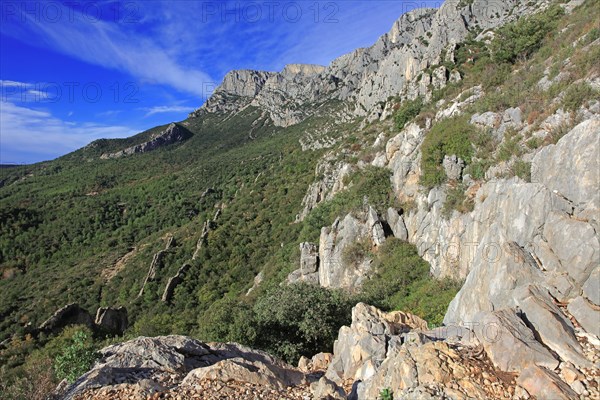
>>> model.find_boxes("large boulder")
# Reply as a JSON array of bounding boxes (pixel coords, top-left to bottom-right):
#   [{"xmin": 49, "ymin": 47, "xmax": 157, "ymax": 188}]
[
  {"xmin": 37, "ymin": 303, "xmax": 93, "ymax": 335},
  {"xmin": 60, "ymin": 337, "xmax": 308, "ymax": 400},
  {"xmin": 517, "ymin": 365, "xmax": 579, "ymax": 400},
  {"xmin": 472, "ymin": 308, "xmax": 558, "ymax": 372},
  {"xmin": 325, "ymin": 303, "xmax": 426, "ymax": 384},
  {"xmin": 515, "ymin": 285, "xmax": 591, "ymax": 368}
]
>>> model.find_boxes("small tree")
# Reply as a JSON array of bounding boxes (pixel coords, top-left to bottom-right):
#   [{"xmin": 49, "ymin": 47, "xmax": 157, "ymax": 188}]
[{"xmin": 53, "ymin": 330, "xmax": 97, "ymax": 383}]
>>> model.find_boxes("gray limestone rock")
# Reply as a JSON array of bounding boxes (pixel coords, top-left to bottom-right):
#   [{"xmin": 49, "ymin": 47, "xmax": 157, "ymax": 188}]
[
  {"xmin": 567, "ymin": 296, "xmax": 600, "ymax": 337},
  {"xmin": 473, "ymin": 309, "xmax": 558, "ymax": 372}
]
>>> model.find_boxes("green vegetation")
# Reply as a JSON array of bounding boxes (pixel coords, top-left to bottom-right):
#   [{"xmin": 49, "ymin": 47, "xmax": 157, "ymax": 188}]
[
  {"xmin": 562, "ymin": 82, "xmax": 598, "ymax": 112},
  {"xmin": 490, "ymin": 5, "xmax": 564, "ymax": 64},
  {"xmin": 420, "ymin": 116, "xmax": 478, "ymax": 188},
  {"xmin": 394, "ymin": 97, "xmax": 424, "ymax": 130},
  {"xmin": 299, "ymin": 166, "xmax": 395, "ymax": 243},
  {"xmin": 1, "ymin": 0, "xmax": 598, "ymax": 395},
  {"xmin": 361, "ymin": 239, "xmax": 461, "ymax": 326},
  {"xmin": 253, "ymin": 283, "xmax": 353, "ymax": 362},
  {"xmin": 442, "ymin": 184, "xmax": 474, "ymax": 218},
  {"xmin": 53, "ymin": 330, "xmax": 97, "ymax": 383},
  {"xmin": 379, "ymin": 387, "xmax": 394, "ymax": 400}
]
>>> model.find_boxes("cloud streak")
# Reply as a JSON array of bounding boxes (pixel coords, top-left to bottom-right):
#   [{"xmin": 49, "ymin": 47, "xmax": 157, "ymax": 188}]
[
  {"xmin": 0, "ymin": 101, "xmax": 137, "ymax": 163},
  {"xmin": 1, "ymin": 3, "xmax": 215, "ymax": 98},
  {"xmin": 142, "ymin": 105, "xmax": 196, "ymax": 117}
]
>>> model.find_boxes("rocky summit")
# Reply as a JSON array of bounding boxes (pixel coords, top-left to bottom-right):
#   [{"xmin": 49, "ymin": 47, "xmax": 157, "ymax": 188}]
[{"xmin": 1, "ymin": 0, "xmax": 599, "ymax": 399}]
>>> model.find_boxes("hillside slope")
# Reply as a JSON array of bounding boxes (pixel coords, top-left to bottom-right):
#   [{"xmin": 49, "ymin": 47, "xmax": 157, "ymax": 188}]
[{"xmin": 1, "ymin": 0, "xmax": 599, "ymax": 399}]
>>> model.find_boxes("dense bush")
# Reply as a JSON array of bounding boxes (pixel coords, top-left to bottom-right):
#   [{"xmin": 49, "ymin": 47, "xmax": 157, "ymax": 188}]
[
  {"xmin": 197, "ymin": 297, "xmax": 257, "ymax": 345},
  {"xmin": 361, "ymin": 239, "xmax": 460, "ymax": 326},
  {"xmin": 394, "ymin": 97, "xmax": 424, "ymax": 130},
  {"xmin": 253, "ymin": 283, "xmax": 353, "ymax": 363},
  {"xmin": 562, "ymin": 82, "xmax": 598, "ymax": 111},
  {"xmin": 420, "ymin": 116, "xmax": 477, "ymax": 188},
  {"xmin": 491, "ymin": 5, "xmax": 564, "ymax": 64},
  {"xmin": 442, "ymin": 184, "xmax": 474, "ymax": 218},
  {"xmin": 53, "ymin": 329, "xmax": 97, "ymax": 383}
]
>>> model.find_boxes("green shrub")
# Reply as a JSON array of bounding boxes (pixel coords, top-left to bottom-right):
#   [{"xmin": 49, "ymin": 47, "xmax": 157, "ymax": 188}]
[
  {"xmin": 420, "ymin": 116, "xmax": 477, "ymax": 188},
  {"xmin": 562, "ymin": 82, "xmax": 597, "ymax": 111},
  {"xmin": 394, "ymin": 97, "xmax": 424, "ymax": 130},
  {"xmin": 197, "ymin": 297, "xmax": 257, "ymax": 345},
  {"xmin": 253, "ymin": 283, "xmax": 353, "ymax": 363},
  {"xmin": 512, "ymin": 161, "xmax": 532, "ymax": 182},
  {"xmin": 360, "ymin": 239, "xmax": 460, "ymax": 327},
  {"xmin": 379, "ymin": 388, "xmax": 394, "ymax": 400},
  {"xmin": 496, "ymin": 135, "xmax": 522, "ymax": 162},
  {"xmin": 341, "ymin": 239, "xmax": 372, "ymax": 266},
  {"xmin": 361, "ymin": 239, "xmax": 430, "ymax": 308},
  {"xmin": 393, "ymin": 278, "xmax": 462, "ymax": 327},
  {"xmin": 526, "ymin": 137, "xmax": 541, "ymax": 149},
  {"xmin": 53, "ymin": 330, "xmax": 97, "ymax": 383},
  {"xmin": 491, "ymin": 5, "xmax": 564, "ymax": 64}
]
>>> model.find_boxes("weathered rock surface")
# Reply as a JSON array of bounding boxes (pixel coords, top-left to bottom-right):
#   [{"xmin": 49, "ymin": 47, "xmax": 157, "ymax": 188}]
[
  {"xmin": 288, "ymin": 207, "xmax": 390, "ymax": 290},
  {"xmin": 101, "ymin": 123, "xmax": 191, "ymax": 159},
  {"xmin": 60, "ymin": 337, "xmax": 311, "ymax": 400},
  {"xmin": 38, "ymin": 303, "xmax": 94, "ymax": 335},
  {"xmin": 94, "ymin": 307, "xmax": 128, "ymax": 336},
  {"xmin": 472, "ymin": 308, "xmax": 558, "ymax": 372},
  {"xmin": 568, "ymin": 296, "xmax": 600, "ymax": 337},
  {"xmin": 325, "ymin": 303, "xmax": 427, "ymax": 384},
  {"xmin": 296, "ymin": 156, "xmax": 353, "ymax": 221},
  {"xmin": 517, "ymin": 365, "xmax": 579, "ymax": 400},
  {"xmin": 37, "ymin": 304, "xmax": 128, "ymax": 337},
  {"xmin": 192, "ymin": 1, "xmax": 545, "ymax": 128}
]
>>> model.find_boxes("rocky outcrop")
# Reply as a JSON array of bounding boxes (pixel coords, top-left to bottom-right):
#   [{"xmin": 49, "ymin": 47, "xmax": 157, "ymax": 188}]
[
  {"xmin": 442, "ymin": 119, "xmax": 599, "ymax": 330},
  {"xmin": 288, "ymin": 206, "xmax": 390, "ymax": 290},
  {"xmin": 317, "ymin": 302, "xmax": 598, "ymax": 399},
  {"xmin": 287, "ymin": 242, "xmax": 319, "ymax": 284},
  {"xmin": 38, "ymin": 304, "xmax": 93, "ymax": 335},
  {"xmin": 94, "ymin": 307, "xmax": 128, "ymax": 336},
  {"xmin": 162, "ymin": 207, "xmax": 222, "ymax": 302},
  {"xmin": 138, "ymin": 235, "xmax": 174, "ymax": 298},
  {"xmin": 296, "ymin": 156, "xmax": 353, "ymax": 221},
  {"xmin": 58, "ymin": 336, "xmax": 313, "ymax": 400},
  {"xmin": 192, "ymin": 1, "xmax": 546, "ymax": 128},
  {"xmin": 100, "ymin": 123, "xmax": 191, "ymax": 159},
  {"xmin": 325, "ymin": 303, "xmax": 427, "ymax": 385},
  {"xmin": 37, "ymin": 304, "xmax": 128, "ymax": 336}
]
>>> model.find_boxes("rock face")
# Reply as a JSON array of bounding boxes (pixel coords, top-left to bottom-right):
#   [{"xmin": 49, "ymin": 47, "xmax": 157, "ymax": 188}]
[
  {"xmin": 59, "ymin": 336, "xmax": 311, "ymax": 400},
  {"xmin": 472, "ymin": 309, "xmax": 558, "ymax": 372},
  {"xmin": 38, "ymin": 304, "xmax": 93, "ymax": 335},
  {"xmin": 288, "ymin": 206, "xmax": 390, "ymax": 290},
  {"xmin": 37, "ymin": 304, "xmax": 128, "ymax": 336},
  {"xmin": 94, "ymin": 307, "xmax": 128, "ymax": 336},
  {"xmin": 322, "ymin": 304, "xmax": 526, "ymax": 399},
  {"xmin": 441, "ymin": 120, "xmax": 600, "ymax": 361},
  {"xmin": 325, "ymin": 303, "xmax": 427, "ymax": 385},
  {"xmin": 101, "ymin": 123, "xmax": 191, "ymax": 159},
  {"xmin": 192, "ymin": 1, "xmax": 545, "ymax": 127},
  {"xmin": 296, "ymin": 157, "xmax": 353, "ymax": 221}
]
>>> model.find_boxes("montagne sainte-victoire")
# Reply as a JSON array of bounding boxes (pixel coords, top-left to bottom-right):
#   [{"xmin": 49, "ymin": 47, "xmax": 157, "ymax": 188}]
[{"xmin": 1, "ymin": 0, "xmax": 599, "ymax": 399}]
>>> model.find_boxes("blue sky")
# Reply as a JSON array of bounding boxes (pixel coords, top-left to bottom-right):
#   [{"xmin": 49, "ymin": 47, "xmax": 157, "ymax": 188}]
[{"xmin": 0, "ymin": 0, "xmax": 440, "ymax": 164}]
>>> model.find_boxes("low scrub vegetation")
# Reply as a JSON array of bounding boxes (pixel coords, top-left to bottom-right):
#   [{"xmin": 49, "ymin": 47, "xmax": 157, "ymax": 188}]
[{"xmin": 420, "ymin": 116, "xmax": 478, "ymax": 188}]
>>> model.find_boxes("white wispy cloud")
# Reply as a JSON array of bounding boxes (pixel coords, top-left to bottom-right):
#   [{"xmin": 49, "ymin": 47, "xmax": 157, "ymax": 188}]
[
  {"xmin": 1, "ymin": 4, "xmax": 214, "ymax": 98},
  {"xmin": 0, "ymin": 101, "xmax": 138, "ymax": 162},
  {"xmin": 1, "ymin": 80, "xmax": 52, "ymax": 102},
  {"xmin": 142, "ymin": 105, "xmax": 195, "ymax": 117}
]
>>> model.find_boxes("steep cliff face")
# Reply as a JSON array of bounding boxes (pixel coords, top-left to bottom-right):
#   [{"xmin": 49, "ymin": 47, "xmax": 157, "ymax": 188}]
[{"xmin": 190, "ymin": 0, "xmax": 549, "ymax": 127}]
